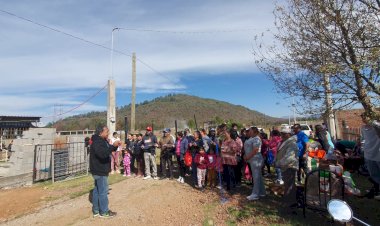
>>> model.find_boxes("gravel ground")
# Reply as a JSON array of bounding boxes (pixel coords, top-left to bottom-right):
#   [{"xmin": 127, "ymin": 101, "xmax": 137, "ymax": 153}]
[{"xmin": 2, "ymin": 177, "xmax": 216, "ymax": 226}]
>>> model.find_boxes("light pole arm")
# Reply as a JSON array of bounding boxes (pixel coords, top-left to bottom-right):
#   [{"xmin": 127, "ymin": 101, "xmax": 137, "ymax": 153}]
[{"xmin": 110, "ymin": 27, "xmax": 120, "ymax": 78}]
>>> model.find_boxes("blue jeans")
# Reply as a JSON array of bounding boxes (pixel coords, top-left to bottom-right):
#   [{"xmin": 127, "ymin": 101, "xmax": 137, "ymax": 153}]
[
  {"xmin": 275, "ymin": 167, "xmax": 282, "ymax": 181},
  {"xmin": 192, "ymin": 153, "xmax": 197, "ymax": 186},
  {"xmin": 249, "ymin": 155, "xmax": 266, "ymax": 196},
  {"xmin": 92, "ymin": 175, "xmax": 109, "ymax": 214}
]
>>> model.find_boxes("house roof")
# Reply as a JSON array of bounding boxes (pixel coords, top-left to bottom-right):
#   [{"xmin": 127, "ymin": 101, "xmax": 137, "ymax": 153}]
[{"xmin": 0, "ymin": 116, "xmax": 41, "ymax": 122}]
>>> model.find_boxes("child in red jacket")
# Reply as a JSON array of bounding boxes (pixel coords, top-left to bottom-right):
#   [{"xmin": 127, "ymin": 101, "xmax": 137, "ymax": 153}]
[{"xmin": 194, "ymin": 147, "xmax": 209, "ymax": 189}]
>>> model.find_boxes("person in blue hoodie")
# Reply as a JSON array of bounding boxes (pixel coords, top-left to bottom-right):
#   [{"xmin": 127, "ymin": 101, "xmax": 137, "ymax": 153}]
[{"xmin": 293, "ymin": 124, "xmax": 309, "ymax": 183}]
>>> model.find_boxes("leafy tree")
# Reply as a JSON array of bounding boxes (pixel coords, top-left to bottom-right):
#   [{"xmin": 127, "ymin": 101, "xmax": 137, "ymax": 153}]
[
  {"xmin": 187, "ymin": 119, "xmax": 196, "ymax": 129},
  {"xmin": 254, "ymin": 0, "xmax": 380, "ymax": 120}
]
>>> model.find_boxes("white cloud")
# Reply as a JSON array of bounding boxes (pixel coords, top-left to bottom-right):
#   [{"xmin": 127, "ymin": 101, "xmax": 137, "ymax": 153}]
[{"xmin": 0, "ymin": 0, "xmax": 276, "ymax": 118}]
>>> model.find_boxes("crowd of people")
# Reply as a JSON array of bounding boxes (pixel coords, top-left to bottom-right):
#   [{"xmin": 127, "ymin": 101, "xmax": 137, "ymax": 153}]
[{"xmin": 88, "ymin": 116, "xmax": 380, "ymax": 218}]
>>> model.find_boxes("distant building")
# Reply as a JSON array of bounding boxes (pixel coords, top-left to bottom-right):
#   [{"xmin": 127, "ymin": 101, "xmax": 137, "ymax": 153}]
[{"xmin": 0, "ymin": 116, "xmax": 41, "ymax": 139}]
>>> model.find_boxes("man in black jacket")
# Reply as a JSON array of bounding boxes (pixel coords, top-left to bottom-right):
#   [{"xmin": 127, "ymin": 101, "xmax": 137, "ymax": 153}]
[{"xmin": 90, "ymin": 125, "xmax": 120, "ymax": 218}]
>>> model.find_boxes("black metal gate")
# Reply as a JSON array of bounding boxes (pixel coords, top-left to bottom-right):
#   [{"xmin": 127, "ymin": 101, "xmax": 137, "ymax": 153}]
[{"xmin": 33, "ymin": 142, "xmax": 88, "ymax": 183}]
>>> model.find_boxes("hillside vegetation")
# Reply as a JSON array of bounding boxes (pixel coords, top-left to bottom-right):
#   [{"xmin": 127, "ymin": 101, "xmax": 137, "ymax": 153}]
[{"xmin": 52, "ymin": 94, "xmax": 284, "ymax": 131}]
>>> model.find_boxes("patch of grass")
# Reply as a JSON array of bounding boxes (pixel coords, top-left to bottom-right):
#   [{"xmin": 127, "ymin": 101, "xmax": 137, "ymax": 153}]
[
  {"xmin": 225, "ymin": 219, "xmax": 237, "ymax": 226},
  {"xmin": 38, "ymin": 173, "xmax": 127, "ymax": 200},
  {"xmin": 226, "ymin": 201, "xmax": 309, "ymax": 226},
  {"xmin": 202, "ymin": 201, "xmax": 218, "ymax": 226},
  {"xmin": 69, "ymin": 189, "xmax": 92, "ymax": 199},
  {"xmin": 226, "ymin": 205, "xmax": 254, "ymax": 224},
  {"xmin": 40, "ymin": 196, "xmax": 60, "ymax": 202}
]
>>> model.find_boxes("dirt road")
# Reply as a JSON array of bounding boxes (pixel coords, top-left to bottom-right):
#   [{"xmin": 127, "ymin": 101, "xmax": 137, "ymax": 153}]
[
  {"xmin": 3, "ymin": 172, "xmax": 378, "ymax": 225},
  {"xmin": 2, "ymin": 177, "xmax": 223, "ymax": 226}
]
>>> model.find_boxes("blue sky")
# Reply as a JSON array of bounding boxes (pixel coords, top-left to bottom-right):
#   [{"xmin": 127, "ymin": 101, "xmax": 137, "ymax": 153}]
[{"xmin": 0, "ymin": 0, "xmax": 295, "ymax": 124}]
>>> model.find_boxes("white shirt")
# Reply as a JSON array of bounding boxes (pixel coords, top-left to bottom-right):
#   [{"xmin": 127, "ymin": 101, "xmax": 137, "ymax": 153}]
[{"xmin": 110, "ymin": 137, "xmax": 121, "ymax": 152}]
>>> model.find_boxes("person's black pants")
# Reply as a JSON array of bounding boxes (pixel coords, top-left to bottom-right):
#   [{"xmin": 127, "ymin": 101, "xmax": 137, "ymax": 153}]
[
  {"xmin": 223, "ymin": 164, "xmax": 236, "ymax": 190},
  {"xmin": 161, "ymin": 152, "xmax": 173, "ymax": 178},
  {"xmin": 191, "ymin": 153, "xmax": 198, "ymax": 186},
  {"xmin": 176, "ymin": 156, "xmax": 186, "ymax": 178},
  {"xmin": 130, "ymin": 154, "xmax": 136, "ymax": 174},
  {"xmin": 234, "ymin": 156, "xmax": 243, "ymax": 184}
]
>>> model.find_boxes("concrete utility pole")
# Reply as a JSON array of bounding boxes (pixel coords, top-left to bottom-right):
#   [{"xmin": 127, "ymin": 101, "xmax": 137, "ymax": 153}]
[
  {"xmin": 131, "ymin": 53, "xmax": 136, "ymax": 132},
  {"xmin": 107, "ymin": 79, "xmax": 116, "ymax": 138},
  {"xmin": 324, "ymin": 73, "xmax": 336, "ymax": 139}
]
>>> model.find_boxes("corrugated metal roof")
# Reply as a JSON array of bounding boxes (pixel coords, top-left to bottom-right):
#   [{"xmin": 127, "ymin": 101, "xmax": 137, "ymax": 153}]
[{"xmin": 0, "ymin": 116, "xmax": 41, "ymax": 121}]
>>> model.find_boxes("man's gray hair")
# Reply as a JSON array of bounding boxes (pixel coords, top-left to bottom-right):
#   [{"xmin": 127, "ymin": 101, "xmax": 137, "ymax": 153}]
[{"xmin": 95, "ymin": 125, "xmax": 107, "ymax": 135}]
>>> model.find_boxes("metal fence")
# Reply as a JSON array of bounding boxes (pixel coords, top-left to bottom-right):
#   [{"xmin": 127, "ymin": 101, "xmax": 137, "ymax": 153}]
[
  {"xmin": 0, "ymin": 136, "xmax": 8, "ymax": 162},
  {"xmin": 33, "ymin": 142, "xmax": 88, "ymax": 183}
]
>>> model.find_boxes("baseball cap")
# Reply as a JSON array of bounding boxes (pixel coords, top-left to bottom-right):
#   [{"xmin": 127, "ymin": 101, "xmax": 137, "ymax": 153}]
[
  {"xmin": 280, "ymin": 127, "xmax": 292, "ymax": 134},
  {"xmin": 245, "ymin": 126, "xmax": 253, "ymax": 131},
  {"xmin": 162, "ymin": 128, "xmax": 171, "ymax": 133},
  {"xmin": 146, "ymin": 126, "xmax": 153, "ymax": 131}
]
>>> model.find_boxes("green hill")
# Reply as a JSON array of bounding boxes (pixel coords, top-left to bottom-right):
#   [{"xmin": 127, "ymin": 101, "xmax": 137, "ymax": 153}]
[{"xmin": 52, "ymin": 94, "xmax": 284, "ymax": 131}]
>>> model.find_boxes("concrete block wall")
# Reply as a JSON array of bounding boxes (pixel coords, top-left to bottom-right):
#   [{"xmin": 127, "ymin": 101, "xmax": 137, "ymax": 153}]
[{"xmin": 7, "ymin": 128, "xmax": 56, "ymax": 177}]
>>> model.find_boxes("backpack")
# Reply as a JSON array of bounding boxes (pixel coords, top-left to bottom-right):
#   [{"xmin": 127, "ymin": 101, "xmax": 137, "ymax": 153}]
[{"xmin": 184, "ymin": 151, "xmax": 192, "ymax": 166}]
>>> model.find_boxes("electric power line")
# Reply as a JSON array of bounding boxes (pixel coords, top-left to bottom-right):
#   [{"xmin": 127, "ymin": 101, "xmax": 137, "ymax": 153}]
[
  {"xmin": 42, "ymin": 84, "xmax": 107, "ymax": 118},
  {"xmin": 0, "ymin": 9, "xmax": 178, "ymax": 83},
  {"xmin": 0, "ymin": 8, "xmax": 271, "ymax": 86}
]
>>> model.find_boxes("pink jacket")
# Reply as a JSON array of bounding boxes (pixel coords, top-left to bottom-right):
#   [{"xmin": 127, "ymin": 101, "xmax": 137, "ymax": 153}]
[
  {"xmin": 268, "ymin": 136, "xmax": 282, "ymax": 157},
  {"xmin": 123, "ymin": 153, "xmax": 131, "ymax": 165}
]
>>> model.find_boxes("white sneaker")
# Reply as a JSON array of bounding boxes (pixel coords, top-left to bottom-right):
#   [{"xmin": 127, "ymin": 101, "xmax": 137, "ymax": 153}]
[
  {"xmin": 143, "ymin": 175, "xmax": 152, "ymax": 180},
  {"xmin": 247, "ymin": 194, "xmax": 259, "ymax": 201},
  {"xmin": 177, "ymin": 177, "xmax": 182, "ymax": 182},
  {"xmin": 180, "ymin": 177, "xmax": 185, "ymax": 184},
  {"xmin": 153, "ymin": 176, "xmax": 159, "ymax": 180},
  {"xmin": 276, "ymin": 179, "xmax": 284, "ymax": 185}
]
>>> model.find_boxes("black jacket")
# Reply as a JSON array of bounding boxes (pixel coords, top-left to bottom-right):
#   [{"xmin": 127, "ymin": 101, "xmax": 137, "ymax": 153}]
[
  {"xmin": 142, "ymin": 134, "xmax": 158, "ymax": 154},
  {"xmin": 133, "ymin": 140, "xmax": 144, "ymax": 156},
  {"xmin": 90, "ymin": 134, "xmax": 117, "ymax": 176}
]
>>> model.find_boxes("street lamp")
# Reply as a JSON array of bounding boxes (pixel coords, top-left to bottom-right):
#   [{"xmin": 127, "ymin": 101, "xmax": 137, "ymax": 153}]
[
  {"xmin": 107, "ymin": 27, "xmax": 119, "ymax": 138},
  {"xmin": 110, "ymin": 27, "xmax": 120, "ymax": 78}
]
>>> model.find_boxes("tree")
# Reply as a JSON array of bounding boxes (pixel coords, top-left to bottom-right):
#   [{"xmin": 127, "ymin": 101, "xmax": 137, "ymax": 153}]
[
  {"xmin": 254, "ymin": 0, "xmax": 380, "ymax": 121},
  {"xmin": 187, "ymin": 119, "xmax": 196, "ymax": 130}
]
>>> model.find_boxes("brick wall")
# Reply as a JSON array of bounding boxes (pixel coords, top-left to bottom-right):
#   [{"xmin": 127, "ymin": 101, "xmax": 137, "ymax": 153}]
[
  {"xmin": 336, "ymin": 109, "xmax": 365, "ymax": 129},
  {"xmin": 335, "ymin": 108, "xmax": 379, "ymax": 141}
]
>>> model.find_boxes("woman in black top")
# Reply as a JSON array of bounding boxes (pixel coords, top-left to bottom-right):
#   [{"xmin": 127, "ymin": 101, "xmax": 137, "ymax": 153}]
[{"xmin": 189, "ymin": 131, "xmax": 204, "ymax": 187}]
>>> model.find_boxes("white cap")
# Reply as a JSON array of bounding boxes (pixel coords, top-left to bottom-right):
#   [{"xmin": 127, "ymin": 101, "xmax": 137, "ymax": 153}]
[{"xmin": 281, "ymin": 127, "xmax": 292, "ymax": 134}]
